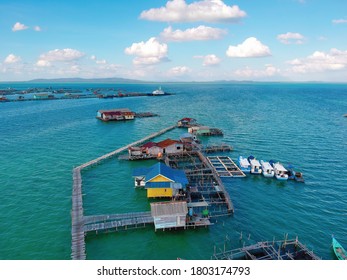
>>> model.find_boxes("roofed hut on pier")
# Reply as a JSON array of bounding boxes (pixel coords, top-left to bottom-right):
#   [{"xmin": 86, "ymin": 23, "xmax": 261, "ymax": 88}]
[
  {"xmin": 177, "ymin": 117, "xmax": 197, "ymax": 127},
  {"xmin": 155, "ymin": 138, "xmax": 183, "ymax": 155},
  {"xmin": 150, "ymin": 201, "xmax": 188, "ymax": 231},
  {"xmin": 96, "ymin": 108, "xmax": 135, "ymax": 121}
]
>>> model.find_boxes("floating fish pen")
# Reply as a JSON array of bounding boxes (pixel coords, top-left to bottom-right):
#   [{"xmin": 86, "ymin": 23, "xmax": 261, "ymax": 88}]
[
  {"xmin": 135, "ymin": 112, "xmax": 159, "ymax": 118},
  {"xmin": 201, "ymin": 144, "xmax": 232, "ymax": 153},
  {"xmin": 188, "ymin": 126, "xmax": 223, "ymax": 136},
  {"xmin": 164, "ymin": 151, "xmax": 234, "ymax": 216},
  {"xmin": 207, "ymin": 156, "xmax": 245, "ymax": 177},
  {"xmin": 212, "ymin": 237, "xmax": 320, "ymax": 260}
]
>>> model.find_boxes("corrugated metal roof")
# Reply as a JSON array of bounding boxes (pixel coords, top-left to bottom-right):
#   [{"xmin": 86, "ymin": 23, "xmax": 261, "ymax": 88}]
[
  {"xmin": 150, "ymin": 201, "xmax": 188, "ymax": 217},
  {"xmin": 156, "ymin": 138, "xmax": 180, "ymax": 148},
  {"xmin": 98, "ymin": 108, "xmax": 131, "ymax": 113},
  {"xmin": 145, "ymin": 162, "xmax": 188, "ymax": 185},
  {"xmin": 141, "ymin": 142, "xmax": 157, "ymax": 148}
]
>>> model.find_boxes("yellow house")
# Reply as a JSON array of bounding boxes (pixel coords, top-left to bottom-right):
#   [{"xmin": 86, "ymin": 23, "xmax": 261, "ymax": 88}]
[
  {"xmin": 132, "ymin": 162, "xmax": 188, "ymax": 198},
  {"xmin": 146, "ymin": 173, "xmax": 174, "ymax": 198}
]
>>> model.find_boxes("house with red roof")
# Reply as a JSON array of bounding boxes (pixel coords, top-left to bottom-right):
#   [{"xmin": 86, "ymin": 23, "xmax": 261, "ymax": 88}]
[{"xmin": 155, "ymin": 138, "xmax": 183, "ymax": 155}]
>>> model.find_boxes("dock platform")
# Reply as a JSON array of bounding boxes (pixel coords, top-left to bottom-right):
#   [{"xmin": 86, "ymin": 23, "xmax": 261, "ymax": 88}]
[{"xmin": 207, "ymin": 156, "xmax": 245, "ymax": 178}]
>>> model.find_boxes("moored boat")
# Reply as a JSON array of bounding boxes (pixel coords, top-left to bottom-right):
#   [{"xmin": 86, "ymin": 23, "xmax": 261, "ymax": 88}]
[
  {"xmin": 152, "ymin": 86, "xmax": 165, "ymax": 95},
  {"xmin": 248, "ymin": 156, "xmax": 262, "ymax": 174},
  {"xmin": 260, "ymin": 160, "xmax": 274, "ymax": 178},
  {"xmin": 287, "ymin": 164, "xmax": 305, "ymax": 183},
  {"xmin": 332, "ymin": 236, "xmax": 347, "ymax": 260},
  {"xmin": 238, "ymin": 156, "xmax": 251, "ymax": 173},
  {"xmin": 271, "ymin": 161, "xmax": 288, "ymax": 180}
]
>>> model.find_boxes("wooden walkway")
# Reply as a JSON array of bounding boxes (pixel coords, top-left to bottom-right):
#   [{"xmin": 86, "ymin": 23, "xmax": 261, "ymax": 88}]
[
  {"xmin": 84, "ymin": 212, "xmax": 153, "ymax": 232},
  {"xmin": 78, "ymin": 124, "xmax": 177, "ymax": 169},
  {"xmin": 71, "ymin": 125, "xmax": 177, "ymax": 260},
  {"xmin": 71, "ymin": 167, "xmax": 85, "ymax": 260},
  {"xmin": 207, "ymin": 156, "xmax": 245, "ymax": 177}
]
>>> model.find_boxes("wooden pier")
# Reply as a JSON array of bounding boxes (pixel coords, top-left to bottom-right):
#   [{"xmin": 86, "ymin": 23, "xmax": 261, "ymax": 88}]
[
  {"xmin": 84, "ymin": 212, "xmax": 154, "ymax": 233},
  {"xmin": 71, "ymin": 167, "xmax": 86, "ymax": 260},
  {"xmin": 71, "ymin": 124, "xmax": 177, "ymax": 259},
  {"xmin": 77, "ymin": 124, "xmax": 177, "ymax": 170},
  {"xmin": 207, "ymin": 156, "xmax": 245, "ymax": 178}
]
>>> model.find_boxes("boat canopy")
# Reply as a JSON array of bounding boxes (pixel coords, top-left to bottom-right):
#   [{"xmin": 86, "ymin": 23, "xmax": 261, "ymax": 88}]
[
  {"xmin": 261, "ymin": 161, "xmax": 273, "ymax": 170},
  {"xmin": 250, "ymin": 159, "xmax": 261, "ymax": 166},
  {"xmin": 239, "ymin": 157, "xmax": 250, "ymax": 167},
  {"xmin": 273, "ymin": 163, "xmax": 287, "ymax": 172}
]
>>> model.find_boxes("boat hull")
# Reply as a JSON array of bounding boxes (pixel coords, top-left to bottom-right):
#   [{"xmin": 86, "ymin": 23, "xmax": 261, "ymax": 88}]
[
  {"xmin": 332, "ymin": 237, "xmax": 347, "ymax": 260},
  {"xmin": 275, "ymin": 174, "xmax": 288, "ymax": 181},
  {"xmin": 262, "ymin": 171, "xmax": 274, "ymax": 178},
  {"xmin": 238, "ymin": 156, "xmax": 251, "ymax": 173}
]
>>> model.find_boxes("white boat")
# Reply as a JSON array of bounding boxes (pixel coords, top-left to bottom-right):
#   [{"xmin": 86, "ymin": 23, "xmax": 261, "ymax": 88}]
[
  {"xmin": 272, "ymin": 162, "xmax": 288, "ymax": 180},
  {"xmin": 238, "ymin": 156, "xmax": 251, "ymax": 173},
  {"xmin": 248, "ymin": 156, "xmax": 262, "ymax": 174},
  {"xmin": 152, "ymin": 86, "xmax": 165, "ymax": 95},
  {"xmin": 260, "ymin": 160, "xmax": 274, "ymax": 178}
]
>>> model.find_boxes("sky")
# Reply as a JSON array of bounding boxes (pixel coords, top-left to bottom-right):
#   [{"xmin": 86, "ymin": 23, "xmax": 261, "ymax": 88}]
[{"xmin": 0, "ymin": 0, "xmax": 347, "ymax": 82}]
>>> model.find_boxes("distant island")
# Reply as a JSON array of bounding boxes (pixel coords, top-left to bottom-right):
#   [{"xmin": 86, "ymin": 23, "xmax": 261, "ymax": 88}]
[
  {"xmin": 26, "ymin": 77, "xmax": 147, "ymax": 84},
  {"xmin": 1, "ymin": 77, "xmax": 345, "ymax": 84}
]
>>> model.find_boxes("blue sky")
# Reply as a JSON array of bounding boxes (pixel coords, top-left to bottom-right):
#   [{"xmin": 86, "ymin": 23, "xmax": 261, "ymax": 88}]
[{"xmin": 1, "ymin": 0, "xmax": 347, "ymax": 82}]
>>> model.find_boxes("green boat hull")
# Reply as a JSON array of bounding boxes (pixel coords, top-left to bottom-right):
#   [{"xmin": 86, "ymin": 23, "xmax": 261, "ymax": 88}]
[{"xmin": 332, "ymin": 237, "xmax": 347, "ymax": 260}]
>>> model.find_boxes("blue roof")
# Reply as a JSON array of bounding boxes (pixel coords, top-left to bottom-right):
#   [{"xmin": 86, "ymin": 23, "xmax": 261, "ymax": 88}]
[{"xmin": 145, "ymin": 162, "xmax": 188, "ymax": 185}]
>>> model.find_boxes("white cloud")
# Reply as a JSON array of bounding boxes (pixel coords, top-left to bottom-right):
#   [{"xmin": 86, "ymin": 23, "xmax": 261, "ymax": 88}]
[
  {"xmin": 4, "ymin": 54, "xmax": 21, "ymax": 64},
  {"xmin": 140, "ymin": 0, "xmax": 246, "ymax": 23},
  {"xmin": 234, "ymin": 64, "xmax": 280, "ymax": 78},
  {"xmin": 332, "ymin": 19, "xmax": 347, "ymax": 24},
  {"xmin": 96, "ymin": 59, "xmax": 107, "ymax": 64},
  {"xmin": 33, "ymin": 26, "xmax": 42, "ymax": 32},
  {"xmin": 36, "ymin": 60, "xmax": 51, "ymax": 67},
  {"xmin": 226, "ymin": 37, "xmax": 271, "ymax": 58},
  {"xmin": 125, "ymin": 37, "xmax": 168, "ymax": 65},
  {"xmin": 35, "ymin": 48, "xmax": 84, "ymax": 67},
  {"xmin": 160, "ymin": 25, "xmax": 226, "ymax": 42},
  {"xmin": 167, "ymin": 66, "xmax": 192, "ymax": 76},
  {"xmin": 277, "ymin": 32, "xmax": 305, "ymax": 44},
  {"xmin": 12, "ymin": 22, "xmax": 29, "ymax": 32},
  {"xmin": 287, "ymin": 48, "xmax": 347, "ymax": 73},
  {"xmin": 195, "ymin": 54, "xmax": 221, "ymax": 66},
  {"xmin": 39, "ymin": 48, "xmax": 85, "ymax": 62},
  {"xmin": 90, "ymin": 55, "xmax": 107, "ymax": 64}
]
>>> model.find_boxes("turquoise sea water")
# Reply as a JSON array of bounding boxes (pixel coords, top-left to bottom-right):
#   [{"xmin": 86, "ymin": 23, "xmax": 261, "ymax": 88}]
[{"xmin": 0, "ymin": 82, "xmax": 346, "ymax": 260}]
